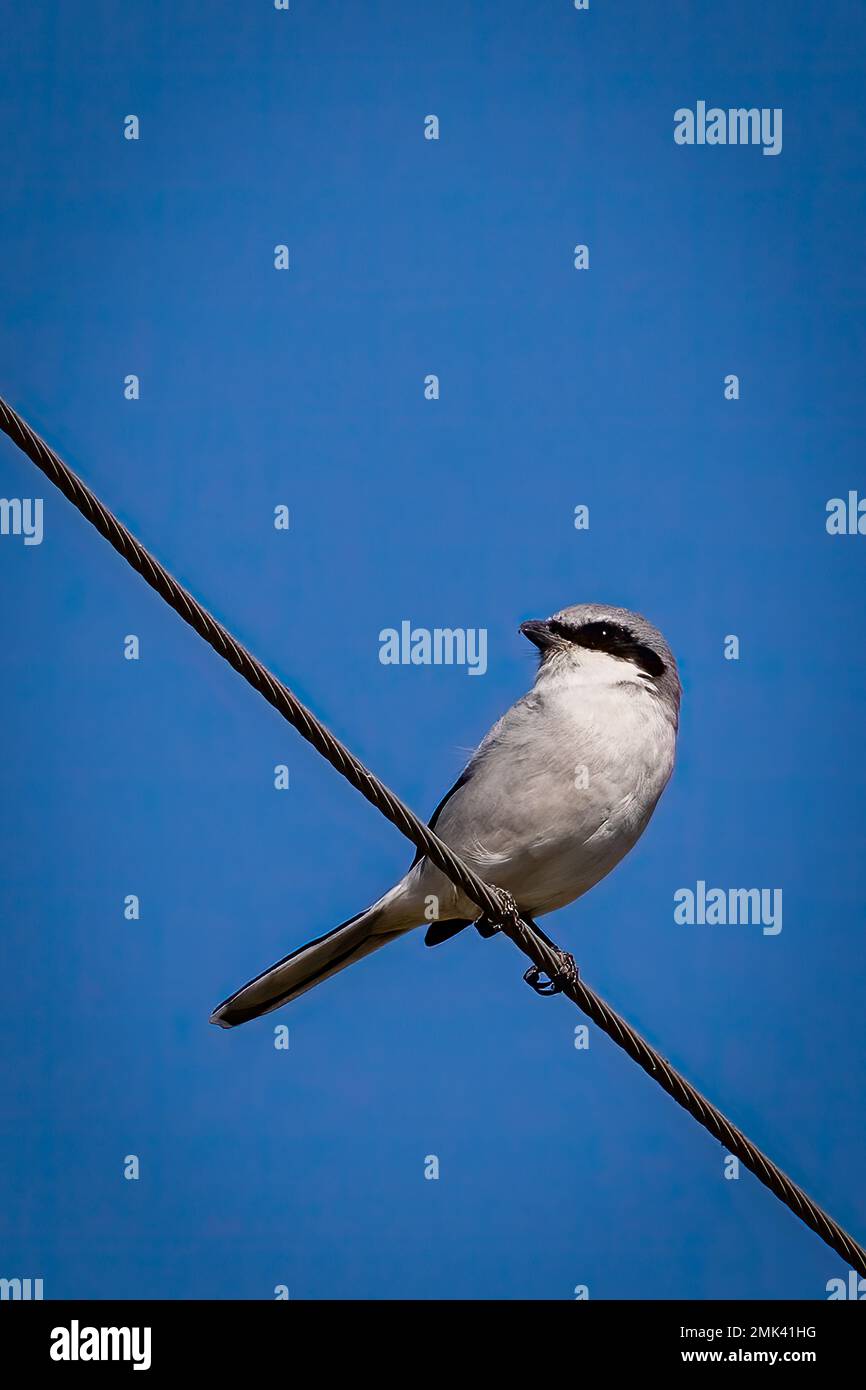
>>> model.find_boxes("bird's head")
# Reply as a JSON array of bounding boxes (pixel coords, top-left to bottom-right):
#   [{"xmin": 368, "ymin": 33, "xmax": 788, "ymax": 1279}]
[{"xmin": 520, "ymin": 603, "xmax": 680, "ymax": 720}]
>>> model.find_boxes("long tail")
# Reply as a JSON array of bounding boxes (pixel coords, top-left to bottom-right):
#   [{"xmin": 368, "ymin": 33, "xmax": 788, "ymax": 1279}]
[{"xmin": 209, "ymin": 900, "xmax": 412, "ymax": 1029}]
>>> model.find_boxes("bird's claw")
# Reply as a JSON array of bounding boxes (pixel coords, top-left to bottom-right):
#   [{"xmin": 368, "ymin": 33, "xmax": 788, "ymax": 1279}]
[
  {"xmin": 474, "ymin": 890, "xmax": 520, "ymax": 939},
  {"xmin": 523, "ymin": 951, "xmax": 579, "ymax": 995}
]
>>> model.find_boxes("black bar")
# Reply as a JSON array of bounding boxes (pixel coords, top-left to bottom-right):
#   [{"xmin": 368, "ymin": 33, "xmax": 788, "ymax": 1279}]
[{"xmin": 2, "ymin": 1298, "xmax": 862, "ymax": 1374}]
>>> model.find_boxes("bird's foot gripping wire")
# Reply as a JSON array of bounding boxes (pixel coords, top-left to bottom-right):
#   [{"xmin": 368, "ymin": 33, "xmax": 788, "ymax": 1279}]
[
  {"xmin": 518, "ymin": 914, "xmax": 579, "ymax": 994},
  {"xmin": 474, "ymin": 898, "xmax": 579, "ymax": 995},
  {"xmin": 523, "ymin": 951, "xmax": 579, "ymax": 996},
  {"xmin": 474, "ymin": 889, "xmax": 522, "ymax": 939}
]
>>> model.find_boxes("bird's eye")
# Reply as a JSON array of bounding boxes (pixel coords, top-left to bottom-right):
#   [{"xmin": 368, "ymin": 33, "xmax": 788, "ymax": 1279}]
[
  {"xmin": 570, "ymin": 619, "xmax": 666, "ymax": 678},
  {"xmin": 577, "ymin": 621, "xmax": 626, "ymax": 648}
]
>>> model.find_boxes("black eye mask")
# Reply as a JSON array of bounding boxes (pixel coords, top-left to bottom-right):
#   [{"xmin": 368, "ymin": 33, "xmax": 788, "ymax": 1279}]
[{"xmin": 548, "ymin": 619, "xmax": 666, "ymax": 679}]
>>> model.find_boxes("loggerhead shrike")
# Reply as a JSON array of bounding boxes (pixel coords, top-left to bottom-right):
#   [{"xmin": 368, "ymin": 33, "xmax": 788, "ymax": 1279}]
[{"xmin": 211, "ymin": 603, "xmax": 680, "ymax": 1028}]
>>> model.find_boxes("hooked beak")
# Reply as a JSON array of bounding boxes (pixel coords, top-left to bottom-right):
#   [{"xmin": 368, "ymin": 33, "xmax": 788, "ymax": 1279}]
[{"xmin": 519, "ymin": 619, "xmax": 557, "ymax": 652}]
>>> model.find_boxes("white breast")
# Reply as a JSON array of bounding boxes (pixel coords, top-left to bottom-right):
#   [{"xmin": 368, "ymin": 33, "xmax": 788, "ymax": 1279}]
[{"xmin": 410, "ymin": 657, "xmax": 678, "ymax": 920}]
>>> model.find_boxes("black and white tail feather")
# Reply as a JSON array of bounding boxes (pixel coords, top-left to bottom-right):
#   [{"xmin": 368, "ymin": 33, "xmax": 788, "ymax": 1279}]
[{"xmin": 209, "ymin": 901, "xmax": 411, "ymax": 1028}]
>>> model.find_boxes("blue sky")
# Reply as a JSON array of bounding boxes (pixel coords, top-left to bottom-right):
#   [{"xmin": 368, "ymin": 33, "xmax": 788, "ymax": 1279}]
[{"xmin": 1, "ymin": 1, "xmax": 864, "ymax": 1299}]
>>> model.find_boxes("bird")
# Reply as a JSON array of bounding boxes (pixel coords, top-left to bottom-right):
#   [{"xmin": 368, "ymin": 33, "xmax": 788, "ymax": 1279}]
[{"xmin": 210, "ymin": 603, "xmax": 680, "ymax": 1028}]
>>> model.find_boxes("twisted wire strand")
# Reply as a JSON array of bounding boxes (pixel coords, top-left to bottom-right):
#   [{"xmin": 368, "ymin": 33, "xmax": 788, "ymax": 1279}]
[{"xmin": 2, "ymin": 392, "xmax": 863, "ymax": 1279}]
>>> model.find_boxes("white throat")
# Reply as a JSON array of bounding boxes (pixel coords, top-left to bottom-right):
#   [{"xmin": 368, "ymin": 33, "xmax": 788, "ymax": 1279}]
[{"xmin": 535, "ymin": 647, "xmax": 650, "ymax": 693}]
